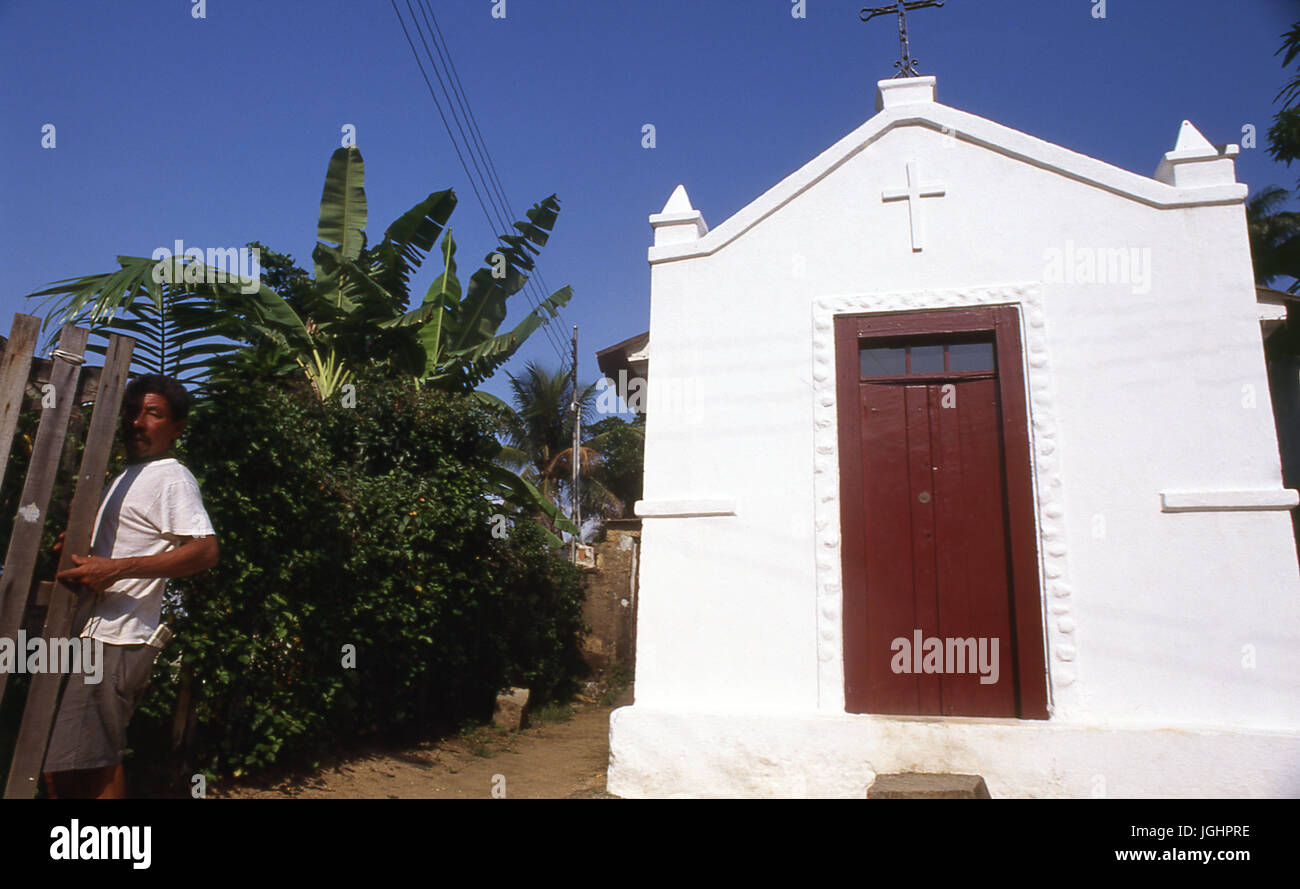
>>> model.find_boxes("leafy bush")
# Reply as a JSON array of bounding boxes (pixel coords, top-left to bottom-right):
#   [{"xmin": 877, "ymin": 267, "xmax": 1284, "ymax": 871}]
[{"xmin": 128, "ymin": 367, "xmax": 586, "ymax": 779}]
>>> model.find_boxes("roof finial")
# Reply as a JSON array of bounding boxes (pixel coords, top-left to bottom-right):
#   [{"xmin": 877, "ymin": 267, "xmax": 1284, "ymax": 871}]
[{"xmin": 861, "ymin": 0, "xmax": 945, "ymax": 78}]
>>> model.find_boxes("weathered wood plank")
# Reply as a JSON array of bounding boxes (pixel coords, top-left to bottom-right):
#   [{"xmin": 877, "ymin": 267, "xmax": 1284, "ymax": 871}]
[
  {"xmin": 22, "ymin": 582, "xmax": 55, "ymax": 635},
  {"xmin": 0, "ymin": 315, "xmax": 42, "ymax": 494},
  {"xmin": 25, "ymin": 356, "xmax": 105, "ymax": 409},
  {"xmin": 33, "ymin": 580, "xmax": 54, "ymax": 607},
  {"xmin": 0, "ymin": 325, "xmax": 87, "ymax": 708},
  {"xmin": 5, "ymin": 333, "xmax": 134, "ymax": 799}
]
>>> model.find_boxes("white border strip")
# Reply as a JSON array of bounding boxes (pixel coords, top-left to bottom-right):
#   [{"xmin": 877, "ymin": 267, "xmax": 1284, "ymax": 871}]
[
  {"xmin": 1160, "ymin": 490, "xmax": 1299, "ymax": 512},
  {"xmin": 635, "ymin": 500, "xmax": 738, "ymax": 518}
]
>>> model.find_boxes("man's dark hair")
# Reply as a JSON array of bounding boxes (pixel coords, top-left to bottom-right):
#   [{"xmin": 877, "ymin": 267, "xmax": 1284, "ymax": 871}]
[{"xmin": 123, "ymin": 374, "xmax": 192, "ymax": 422}]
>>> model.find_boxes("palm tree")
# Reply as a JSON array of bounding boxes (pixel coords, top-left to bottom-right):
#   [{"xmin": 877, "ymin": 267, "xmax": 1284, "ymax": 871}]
[
  {"xmin": 26, "ymin": 248, "xmax": 308, "ymax": 390},
  {"xmin": 1268, "ymin": 20, "xmax": 1300, "ymax": 182},
  {"xmin": 496, "ymin": 361, "xmax": 621, "ymax": 534},
  {"xmin": 1247, "ymin": 186, "xmax": 1300, "ymax": 292},
  {"xmin": 584, "ymin": 414, "xmax": 645, "ymax": 519}
]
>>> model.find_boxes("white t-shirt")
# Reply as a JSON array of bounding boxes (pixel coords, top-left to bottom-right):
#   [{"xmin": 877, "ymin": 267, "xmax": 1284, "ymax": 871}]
[{"xmin": 79, "ymin": 457, "xmax": 215, "ymax": 645}]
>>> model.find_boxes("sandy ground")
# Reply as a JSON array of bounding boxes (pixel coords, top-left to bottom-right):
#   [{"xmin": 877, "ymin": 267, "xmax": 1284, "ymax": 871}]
[{"xmin": 209, "ymin": 691, "xmax": 628, "ymax": 799}]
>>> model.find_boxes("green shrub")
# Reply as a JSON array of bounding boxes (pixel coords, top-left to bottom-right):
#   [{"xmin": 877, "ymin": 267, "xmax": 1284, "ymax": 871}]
[{"xmin": 129, "ymin": 367, "xmax": 586, "ymax": 779}]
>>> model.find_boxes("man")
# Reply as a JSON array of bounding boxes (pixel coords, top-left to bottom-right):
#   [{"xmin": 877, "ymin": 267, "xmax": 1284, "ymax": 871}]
[{"xmin": 42, "ymin": 374, "xmax": 218, "ymax": 799}]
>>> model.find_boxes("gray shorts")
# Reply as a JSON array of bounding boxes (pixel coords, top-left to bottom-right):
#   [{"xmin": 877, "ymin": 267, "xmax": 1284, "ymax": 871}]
[{"xmin": 43, "ymin": 642, "xmax": 158, "ymax": 773}]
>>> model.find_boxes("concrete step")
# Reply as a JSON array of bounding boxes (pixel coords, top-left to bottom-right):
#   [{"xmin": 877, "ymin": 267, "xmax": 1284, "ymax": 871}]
[{"xmin": 868, "ymin": 773, "xmax": 991, "ymax": 799}]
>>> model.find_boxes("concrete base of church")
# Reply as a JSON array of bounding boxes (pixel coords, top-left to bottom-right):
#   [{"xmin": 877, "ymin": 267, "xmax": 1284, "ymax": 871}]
[{"xmin": 607, "ymin": 705, "xmax": 1300, "ymax": 798}]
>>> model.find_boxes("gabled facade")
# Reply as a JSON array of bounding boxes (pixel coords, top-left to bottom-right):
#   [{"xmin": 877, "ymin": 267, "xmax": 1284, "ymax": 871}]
[{"xmin": 608, "ymin": 77, "xmax": 1300, "ymax": 798}]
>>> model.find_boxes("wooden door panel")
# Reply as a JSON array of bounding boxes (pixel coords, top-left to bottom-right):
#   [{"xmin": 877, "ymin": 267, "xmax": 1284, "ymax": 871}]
[
  {"xmin": 930, "ymin": 378, "xmax": 1017, "ymax": 716},
  {"xmin": 859, "ymin": 378, "xmax": 1016, "ymax": 717},
  {"xmin": 858, "ymin": 383, "xmax": 920, "ymax": 713},
  {"xmin": 904, "ymin": 385, "xmax": 943, "ymax": 715}
]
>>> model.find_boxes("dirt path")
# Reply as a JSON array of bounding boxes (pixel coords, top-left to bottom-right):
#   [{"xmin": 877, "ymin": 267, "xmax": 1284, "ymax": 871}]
[{"xmin": 211, "ymin": 692, "xmax": 627, "ymax": 799}]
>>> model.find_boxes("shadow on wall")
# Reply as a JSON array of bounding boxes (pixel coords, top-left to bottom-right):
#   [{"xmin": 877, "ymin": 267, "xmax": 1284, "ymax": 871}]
[{"xmin": 1266, "ymin": 325, "xmax": 1300, "ymax": 564}]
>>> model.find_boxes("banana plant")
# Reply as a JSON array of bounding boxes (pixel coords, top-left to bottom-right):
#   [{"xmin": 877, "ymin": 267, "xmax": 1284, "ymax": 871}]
[
  {"xmin": 290, "ymin": 147, "xmax": 573, "ymax": 399},
  {"xmin": 387, "ymin": 227, "xmax": 574, "ymax": 396},
  {"xmin": 27, "ymin": 145, "xmax": 578, "ymax": 538}
]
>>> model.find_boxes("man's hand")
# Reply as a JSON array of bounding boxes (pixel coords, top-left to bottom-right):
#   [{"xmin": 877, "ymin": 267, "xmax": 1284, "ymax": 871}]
[
  {"xmin": 56, "ymin": 554, "xmax": 123, "ymax": 594},
  {"xmin": 55, "ymin": 536, "xmax": 219, "ymax": 594}
]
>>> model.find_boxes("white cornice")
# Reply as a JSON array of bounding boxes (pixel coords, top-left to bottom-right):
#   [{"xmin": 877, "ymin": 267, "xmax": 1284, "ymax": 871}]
[{"xmin": 649, "ymin": 104, "xmax": 1248, "ymax": 266}]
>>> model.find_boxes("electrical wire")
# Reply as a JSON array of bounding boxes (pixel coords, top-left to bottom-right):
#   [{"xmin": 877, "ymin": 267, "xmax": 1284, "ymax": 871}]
[
  {"xmin": 412, "ymin": 0, "xmax": 572, "ymax": 358},
  {"xmin": 419, "ymin": 0, "xmax": 571, "ymax": 335},
  {"xmin": 391, "ymin": 0, "xmax": 570, "ymax": 364}
]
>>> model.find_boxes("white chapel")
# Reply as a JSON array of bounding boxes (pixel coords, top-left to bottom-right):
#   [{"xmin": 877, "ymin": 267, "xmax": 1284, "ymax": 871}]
[{"xmin": 606, "ymin": 75, "xmax": 1300, "ymax": 798}]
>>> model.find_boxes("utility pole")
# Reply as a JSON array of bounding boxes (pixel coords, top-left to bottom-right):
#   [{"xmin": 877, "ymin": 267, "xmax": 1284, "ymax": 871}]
[{"xmin": 570, "ymin": 325, "xmax": 580, "ymax": 563}]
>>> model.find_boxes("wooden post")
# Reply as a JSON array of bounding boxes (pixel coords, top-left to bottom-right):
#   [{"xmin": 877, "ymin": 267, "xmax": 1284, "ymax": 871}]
[
  {"xmin": 0, "ymin": 314, "xmax": 41, "ymax": 494},
  {"xmin": 0, "ymin": 324, "xmax": 88, "ymax": 707},
  {"xmin": 4, "ymin": 333, "xmax": 134, "ymax": 798}
]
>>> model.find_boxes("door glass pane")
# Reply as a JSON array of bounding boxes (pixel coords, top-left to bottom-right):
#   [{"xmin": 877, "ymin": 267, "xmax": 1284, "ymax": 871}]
[
  {"xmin": 861, "ymin": 347, "xmax": 907, "ymax": 376},
  {"xmin": 948, "ymin": 342, "xmax": 994, "ymax": 371},
  {"xmin": 909, "ymin": 344, "xmax": 945, "ymax": 374}
]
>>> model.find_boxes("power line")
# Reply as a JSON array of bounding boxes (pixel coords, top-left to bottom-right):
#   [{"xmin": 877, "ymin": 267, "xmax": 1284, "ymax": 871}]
[
  {"xmin": 391, "ymin": 0, "xmax": 570, "ymax": 364},
  {"xmin": 391, "ymin": 1, "xmax": 568, "ymax": 364},
  {"xmin": 408, "ymin": 1, "xmax": 511, "ymax": 232},
  {"xmin": 390, "ymin": 2, "xmax": 505, "ymax": 261},
  {"xmin": 411, "ymin": 0, "xmax": 572, "ymax": 359},
  {"xmin": 414, "ymin": 1, "xmax": 572, "ymax": 345},
  {"xmin": 420, "ymin": 1, "xmax": 569, "ymax": 325}
]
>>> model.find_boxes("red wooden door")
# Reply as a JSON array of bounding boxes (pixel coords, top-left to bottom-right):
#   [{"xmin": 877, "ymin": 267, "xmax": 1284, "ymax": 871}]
[{"xmin": 837, "ymin": 308, "xmax": 1048, "ymax": 719}]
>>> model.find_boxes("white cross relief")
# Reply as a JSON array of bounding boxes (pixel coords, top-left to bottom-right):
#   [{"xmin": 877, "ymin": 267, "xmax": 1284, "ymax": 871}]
[{"xmin": 882, "ymin": 160, "xmax": 947, "ymax": 252}]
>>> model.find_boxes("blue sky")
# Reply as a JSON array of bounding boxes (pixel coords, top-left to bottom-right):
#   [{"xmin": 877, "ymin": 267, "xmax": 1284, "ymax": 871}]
[{"xmin": 1, "ymin": 0, "xmax": 1297, "ymax": 410}]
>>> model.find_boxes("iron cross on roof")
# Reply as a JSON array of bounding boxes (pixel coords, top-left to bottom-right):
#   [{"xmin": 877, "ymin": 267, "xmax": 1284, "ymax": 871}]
[{"xmin": 860, "ymin": 0, "xmax": 945, "ymax": 78}]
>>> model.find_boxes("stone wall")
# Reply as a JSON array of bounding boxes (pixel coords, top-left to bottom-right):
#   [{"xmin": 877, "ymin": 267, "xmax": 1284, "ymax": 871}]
[{"xmin": 580, "ymin": 519, "xmax": 639, "ymax": 675}]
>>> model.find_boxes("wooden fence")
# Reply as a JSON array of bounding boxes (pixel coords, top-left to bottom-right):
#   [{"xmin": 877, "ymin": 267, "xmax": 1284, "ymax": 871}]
[{"xmin": 0, "ymin": 312, "xmax": 134, "ymax": 797}]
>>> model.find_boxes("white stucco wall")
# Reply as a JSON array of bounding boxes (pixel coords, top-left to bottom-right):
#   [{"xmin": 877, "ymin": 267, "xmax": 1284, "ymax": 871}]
[{"xmin": 612, "ymin": 78, "xmax": 1300, "ymax": 797}]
